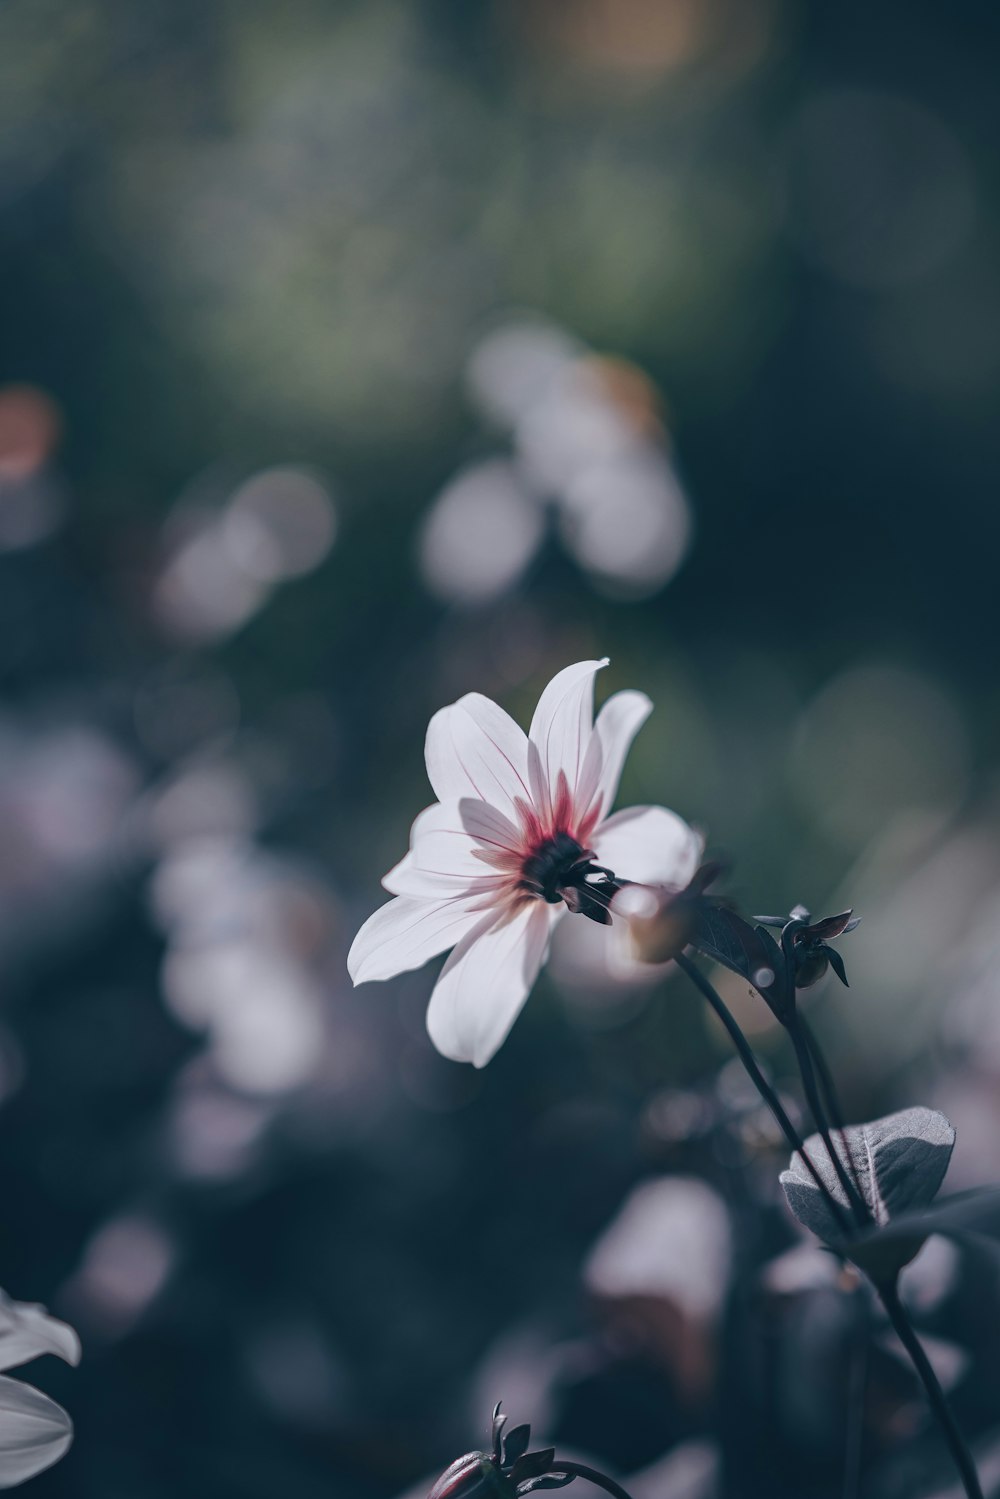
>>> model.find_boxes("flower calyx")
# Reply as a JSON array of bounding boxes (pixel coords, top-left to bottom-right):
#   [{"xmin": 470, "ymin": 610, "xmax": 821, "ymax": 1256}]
[
  {"xmin": 756, "ymin": 905, "xmax": 859, "ymax": 990},
  {"xmin": 614, "ymin": 861, "xmax": 723, "ymax": 964},
  {"xmin": 427, "ymin": 1406, "xmax": 575, "ymax": 1499}
]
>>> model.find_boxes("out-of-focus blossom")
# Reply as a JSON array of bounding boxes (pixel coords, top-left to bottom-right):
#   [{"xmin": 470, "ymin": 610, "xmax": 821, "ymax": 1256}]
[
  {"xmin": 0, "ymin": 387, "xmax": 61, "ymax": 482},
  {"xmin": 584, "ymin": 1177, "xmax": 731, "ymax": 1321},
  {"xmin": 349, "ymin": 660, "xmax": 701, "ymax": 1066},
  {"xmin": 152, "ymin": 833, "xmax": 334, "ymax": 1098},
  {"xmin": 223, "ymin": 466, "xmax": 338, "ymax": 584},
  {"xmin": 63, "ymin": 1217, "xmax": 174, "ymax": 1339},
  {"xmin": 0, "ymin": 721, "xmax": 140, "ymax": 958},
  {"xmin": 584, "ymin": 1176, "xmax": 731, "ymax": 1400},
  {"xmin": 0, "ymin": 385, "xmax": 65, "ymax": 554},
  {"xmin": 153, "ymin": 466, "xmax": 337, "ymax": 643},
  {"xmin": 515, "ymin": 0, "xmax": 775, "ymax": 82},
  {"xmin": 0, "ymin": 1291, "xmax": 79, "ymax": 1488},
  {"xmin": 420, "ymin": 322, "xmax": 692, "ymax": 605},
  {"xmin": 418, "ymin": 461, "xmax": 545, "ymax": 605}
]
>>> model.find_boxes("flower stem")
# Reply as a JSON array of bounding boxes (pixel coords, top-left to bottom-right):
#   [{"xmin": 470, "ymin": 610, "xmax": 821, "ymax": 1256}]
[
  {"xmin": 543, "ymin": 1461, "xmax": 635, "ymax": 1499},
  {"xmin": 787, "ymin": 1018, "xmax": 869, "ymax": 1228},
  {"xmin": 800, "ymin": 1017, "xmax": 868, "ymax": 1217},
  {"xmin": 842, "ymin": 1288, "xmax": 868, "ymax": 1499},
  {"xmin": 674, "ymin": 954, "xmax": 853, "ymax": 1238},
  {"xmin": 877, "ymin": 1281, "xmax": 983, "ymax": 1499}
]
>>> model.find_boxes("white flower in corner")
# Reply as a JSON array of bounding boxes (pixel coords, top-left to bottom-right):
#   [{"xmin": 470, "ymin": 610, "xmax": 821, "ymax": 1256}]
[
  {"xmin": 349, "ymin": 659, "xmax": 702, "ymax": 1066},
  {"xmin": 0, "ymin": 1291, "xmax": 80, "ymax": 1488}
]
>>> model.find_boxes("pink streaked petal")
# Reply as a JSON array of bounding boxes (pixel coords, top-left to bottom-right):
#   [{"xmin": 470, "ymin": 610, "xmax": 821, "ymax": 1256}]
[
  {"xmin": 527, "ymin": 659, "xmax": 608, "ymax": 819},
  {"xmin": 348, "ymin": 895, "xmax": 483, "ymax": 984},
  {"xmin": 382, "ymin": 803, "xmax": 497, "ymax": 895},
  {"xmin": 592, "ymin": 805, "xmax": 704, "ymax": 889},
  {"xmin": 426, "ymin": 900, "xmax": 553, "ymax": 1067},
  {"xmin": 425, "ymin": 694, "xmax": 531, "ymax": 819},
  {"xmin": 576, "ymin": 689, "xmax": 653, "ymax": 822},
  {"xmin": 408, "ymin": 803, "xmax": 503, "ymax": 876},
  {"xmin": 457, "ymin": 797, "xmax": 522, "ymax": 853},
  {"xmin": 382, "ymin": 851, "xmax": 507, "ymax": 898}
]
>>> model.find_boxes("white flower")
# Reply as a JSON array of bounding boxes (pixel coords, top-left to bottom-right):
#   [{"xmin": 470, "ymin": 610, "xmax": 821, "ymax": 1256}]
[
  {"xmin": 349, "ymin": 660, "xmax": 702, "ymax": 1066},
  {"xmin": 0, "ymin": 1291, "xmax": 80, "ymax": 1488}
]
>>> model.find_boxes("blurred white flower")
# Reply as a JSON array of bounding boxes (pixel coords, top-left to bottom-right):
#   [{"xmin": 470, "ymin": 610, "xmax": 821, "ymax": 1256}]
[
  {"xmin": 584, "ymin": 1176, "xmax": 732, "ymax": 1322},
  {"xmin": 420, "ymin": 321, "xmax": 693, "ymax": 605},
  {"xmin": 349, "ymin": 660, "xmax": 701, "ymax": 1066},
  {"xmin": 0, "ymin": 1291, "xmax": 79, "ymax": 1489},
  {"xmin": 153, "ymin": 466, "xmax": 337, "ymax": 643}
]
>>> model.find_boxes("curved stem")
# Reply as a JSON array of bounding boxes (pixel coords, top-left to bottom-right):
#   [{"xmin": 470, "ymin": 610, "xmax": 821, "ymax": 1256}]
[
  {"xmin": 675, "ymin": 954, "xmax": 853, "ymax": 1238},
  {"xmin": 878, "ymin": 1282, "xmax": 983, "ymax": 1499},
  {"xmin": 788, "ymin": 1019, "xmax": 869, "ymax": 1228},
  {"xmin": 800, "ymin": 1016, "xmax": 847, "ymax": 1130},
  {"xmin": 801, "ymin": 1016, "xmax": 868, "ymax": 1214},
  {"xmin": 542, "ymin": 1461, "xmax": 635, "ymax": 1499}
]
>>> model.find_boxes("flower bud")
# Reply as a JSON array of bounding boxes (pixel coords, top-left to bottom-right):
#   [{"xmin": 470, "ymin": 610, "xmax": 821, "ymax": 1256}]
[{"xmin": 428, "ymin": 1453, "xmax": 515, "ymax": 1499}]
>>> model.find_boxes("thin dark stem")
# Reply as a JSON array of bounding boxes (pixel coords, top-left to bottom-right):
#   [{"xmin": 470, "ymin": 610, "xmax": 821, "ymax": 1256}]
[
  {"xmin": 675, "ymin": 954, "xmax": 853, "ymax": 1238},
  {"xmin": 801, "ymin": 1017, "xmax": 847, "ymax": 1131},
  {"xmin": 878, "ymin": 1282, "xmax": 983, "ymax": 1499},
  {"xmin": 789, "ymin": 1020, "xmax": 869, "ymax": 1228},
  {"xmin": 543, "ymin": 1461, "xmax": 634, "ymax": 1499},
  {"xmin": 842, "ymin": 1289, "xmax": 868, "ymax": 1499},
  {"xmin": 801, "ymin": 1017, "xmax": 868, "ymax": 1213}
]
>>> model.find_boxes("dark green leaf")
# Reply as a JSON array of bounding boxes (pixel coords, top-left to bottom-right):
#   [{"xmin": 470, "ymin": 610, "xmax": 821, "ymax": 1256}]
[
  {"xmin": 503, "ymin": 1425, "xmax": 531, "ymax": 1467},
  {"xmin": 826, "ymin": 947, "xmax": 849, "ymax": 987},
  {"xmin": 689, "ymin": 905, "xmax": 794, "ymax": 1019}
]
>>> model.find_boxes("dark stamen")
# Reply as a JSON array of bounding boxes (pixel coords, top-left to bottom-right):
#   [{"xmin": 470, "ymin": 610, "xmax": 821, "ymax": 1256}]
[
  {"xmin": 520, "ymin": 831, "xmax": 588, "ymax": 903},
  {"xmin": 520, "ymin": 834, "xmax": 625, "ymax": 924}
]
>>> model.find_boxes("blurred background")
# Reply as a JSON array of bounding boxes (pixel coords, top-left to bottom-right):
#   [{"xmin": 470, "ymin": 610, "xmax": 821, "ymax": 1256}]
[{"xmin": 2, "ymin": 1, "xmax": 1000, "ymax": 1495}]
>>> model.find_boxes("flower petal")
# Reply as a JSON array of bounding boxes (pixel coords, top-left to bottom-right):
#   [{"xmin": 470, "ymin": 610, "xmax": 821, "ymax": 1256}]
[
  {"xmin": 382, "ymin": 804, "xmax": 500, "ymax": 896},
  {"xmin": 0, "ymin": 1297, "xmax": 80, "ymax": 1374},
  {"xmin": 593, "ymin": 805, "xmax": 703, "ymax": 888},
  {"xmin": 426, "ymin": 901, "xmax": 553, "ymax": 1067},
  {"xmin": 348, "ymin": 896, "xmax": 484, "ymax": 985},
  {"xmin": 456, "ymin": 797, "xmax": 521, "ymax": 853},
  {"xmin": 576, "ymin": 689, "xmax": 652, "ymax": 822},
  {"xmin": 382, "ymin": 854, "xmax": 499, "ymax": 899},
  {"xmin": 424, "ymin": 694, "xmax": 531, "ymax": 820},
  {"xmin": 528, "ymin": 659, "xmax": 608, "ymax": 818},
  {"xmin": 0, "ymin": 1376, "xmax": 73, "ymax": 1488}
]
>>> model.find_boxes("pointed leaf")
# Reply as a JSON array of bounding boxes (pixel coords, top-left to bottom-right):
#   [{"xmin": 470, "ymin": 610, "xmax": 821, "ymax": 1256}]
[
  {"xmin": 491, "ymin": 1404, "xmax": 506, "ymax": 1462},
  {"xmin": 502, "ymin": 1424, "xmax": 531, "ymax": 1467},
  {"xmin": 826, "ymin": 947, "xmax": 849, "ymax": 987},
  {"xmin": 511, "ymin": 1448, "xmax": 557, "ymax": 1485}
]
